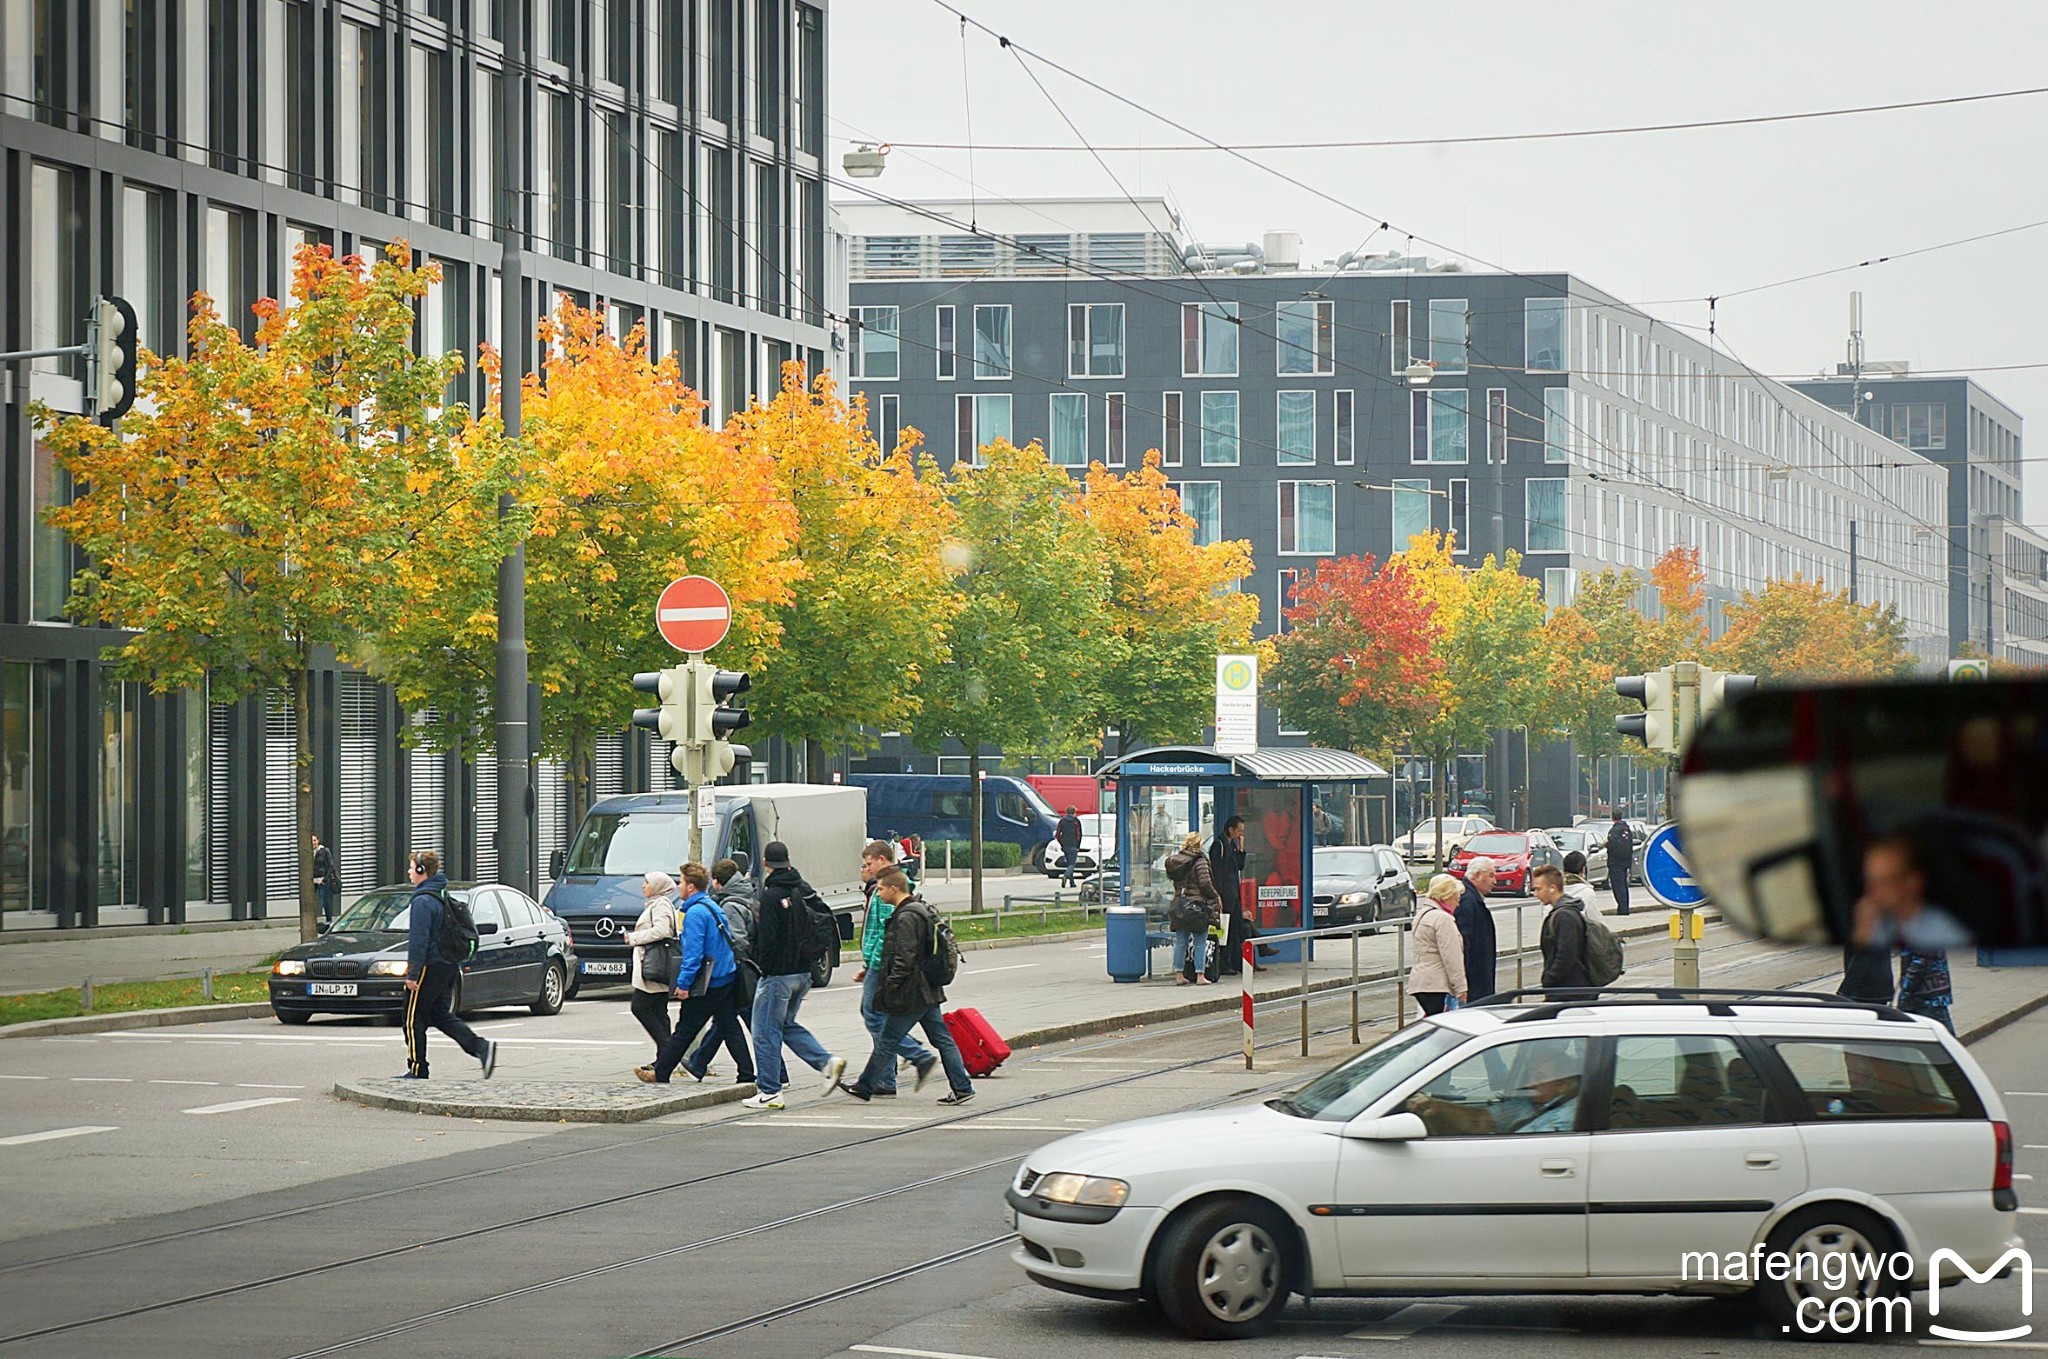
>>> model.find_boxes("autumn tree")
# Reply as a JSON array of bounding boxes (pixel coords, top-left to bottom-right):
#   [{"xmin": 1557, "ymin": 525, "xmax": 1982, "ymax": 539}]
[
  {"xmin": 910, "ymin": 440, "xmax": 1110, "ymax": 910},
  {"xmin": 40, "ymin": 244, "xmax": 519, "ymax": 939},
  {"xmin": 1268, "ymin": 554, "xmax": 1440, "ymax": 759},
  {"xmin": 720, "ymin": 365, "xmax": 959, "ymax": 778},
  {"xmin": 384, "ymin": 300, "xmax": 798, "ymax": 823},
  {"xmin": 1709, "ymin": 575, "xmax": 1916, "ymax": 680},
  {"xmin": 1076, "ymin": 453, "xmax": 1258, "ymax": 754}
]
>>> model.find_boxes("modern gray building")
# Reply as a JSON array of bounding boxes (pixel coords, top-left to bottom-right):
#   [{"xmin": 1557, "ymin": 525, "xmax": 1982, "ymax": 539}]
[
  {"xmin": 2, "ymin": 1, "xmax": 833, "ymax": 930},
  {"xmin": 1789, "ymin": 369, "xmax": 2034, "ymax": 661}
]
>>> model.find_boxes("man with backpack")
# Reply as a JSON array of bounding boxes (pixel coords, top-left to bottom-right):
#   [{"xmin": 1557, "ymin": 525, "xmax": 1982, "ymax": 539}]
[
  {"xmin": 638, "ymin": 863, "xmax": 755, "ymax": 1086},
  {"xmin": 742, "ymin": 841, "xmax": 846, "ymax": 1111},
  {"xmin": 836, "ymin": 868, "xmax": 975, "ymax": 1105},
  {"xmin": 856, "ymin": 841, "xmax": 936, "ymax": 1096},
  {"xmin": 680, "ymin": 859, "xmax": 760, "ymax": 1083},
  {"xmin": 398, "ymin": 850, "xmax": 496, "ymax": 1081},
  {"xmin": 1534, "ymin": 864, "xmax": 1624, "ymax": 994}
]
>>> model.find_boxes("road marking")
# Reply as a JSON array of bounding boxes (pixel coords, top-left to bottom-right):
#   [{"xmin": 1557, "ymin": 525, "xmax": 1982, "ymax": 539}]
[
  {"xmin": 851, "ymin": 1346, "xmax": 1007, "ymax": 1359},
  {"xmin": 1920, "ymin": 1343, "xmax": 2048, "ymax": 1351},
  {"xmin": 0, "ymin": 1126, "xmax": 118, "ymax": 1146},
  {"xmin": 2019, "ymin": 1207, "xmax": 2048, "ymax": 1216},
  {"xmin": 751, "ymin": 1119, "xmax": 922, "ymax": 1129},
  {"xmin": 2019, "ymin": 1174, "xmax": 2036, "ymax": 1181},
  {"xmin": 41, "ymin": 1038, "xmax": 99, "ymax": 1043},
  {"xmin": 1346, "ymin": 1303, "xmax": 1468, "ymax": 1339},
  {"xmin": 2004, "ymin": 1092, "xmax": 2048, "ymax": 1098},
  {"xmin": 0, "ymin": 1074, "xmax": 49, "ymax": 1081},
  {"xmin": 936, "ymin": 1122, "xmax": 1102, "ymax": 1133},
  {"xmin": 234, "ymin": 1083, "xmax": 305, "ymax": 1090},
  {"xmin": 2025, "ymin": 1145, "xmax": 2048, "ymax": 1151},
  {"xmin": 182, "ymin": 1097, "xmax": 299, "ymax": 1115},
  {"xmin": 69, "ymin": 1077, "xmax": 133, "ymax": 1083},
  {"xmin": 149, "ymin": 1080, "xmax": 219, "ymax": 1086},
  {"xmin": 961, "ymin": 964, "xmax": 1039, "ymax": 976}
]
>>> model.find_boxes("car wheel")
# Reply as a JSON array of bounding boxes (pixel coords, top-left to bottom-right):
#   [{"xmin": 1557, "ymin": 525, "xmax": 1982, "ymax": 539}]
[
  {"xmin": 1151, "ymin": 1197, "xmax": 1295, "ymax": 1340},
  {"xmin": 531, "ymin": 962, "xmax": 567, "ymax": 1016},
  {"xmin": 1753, "ymin": 1203, "xmax": 1900, "ymax": 1336},
  {"xmin": 810, "ymin": 952, "xmax": 835, "ymax": 989},
  {"xmin": 274, "ymin": 1008, "xmax": 311, "ymax": 1026},
  {"xmin": 1028, "ymin": 842, "xmax": 1049, "ymax": 874},
  {"xmin": 447, "ymin": 976, "xmax": 465, "ymax": 1017}
]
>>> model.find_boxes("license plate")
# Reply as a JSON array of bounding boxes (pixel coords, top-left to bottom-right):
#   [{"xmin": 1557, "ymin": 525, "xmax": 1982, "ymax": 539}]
[
  {"xmin": 308, "ymin": 982, "xmax": 357, "ymax": 997},
  {"xmin": 581, "ymin": 960, "xmax": 628, "ymax": 976},
  {"xmin": 1313, "ymin": 906, "xmax": 1330, "ymax": 919}
]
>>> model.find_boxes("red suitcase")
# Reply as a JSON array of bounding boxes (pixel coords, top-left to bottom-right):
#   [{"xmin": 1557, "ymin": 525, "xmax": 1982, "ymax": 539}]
[{"xmin": 944, "ymin": 1007, "xmax": 1011, "ymax": 1077}]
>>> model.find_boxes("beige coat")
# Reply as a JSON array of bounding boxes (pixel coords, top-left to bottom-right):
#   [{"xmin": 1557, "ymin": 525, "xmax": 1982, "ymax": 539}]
[
  {"xmin": 625, "ymin": 896, "xmax": 679, "ymax": 994},
  {"xmin": 1408, "ymin": 901, "xmax": 1470, "ymax": 998}
]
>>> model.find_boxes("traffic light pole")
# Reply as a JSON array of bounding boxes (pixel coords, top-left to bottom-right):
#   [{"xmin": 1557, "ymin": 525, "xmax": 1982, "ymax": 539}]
[
  {"xmin": 493, "ymin": 0, "xmax": 533, "ymax": 894},
  {"xmin": 684, "ymin": 652, "xmax": 707, "ymax": 868}
]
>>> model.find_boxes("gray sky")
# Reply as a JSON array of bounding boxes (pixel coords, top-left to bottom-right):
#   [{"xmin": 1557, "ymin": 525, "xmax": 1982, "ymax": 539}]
[{"xmin": 831, "ymin": 0, "xmax": 2048, "ymax": 523}]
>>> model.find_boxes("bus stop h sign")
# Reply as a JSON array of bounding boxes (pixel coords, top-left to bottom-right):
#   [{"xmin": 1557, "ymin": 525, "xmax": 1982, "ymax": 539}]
[
  {"xmin": 656, "ymin": 575, "xmax": 731, "ymax": 653},
  {"xmin": 1642, "ymin": 822, "xmax": 1708, "ymax": 909}
]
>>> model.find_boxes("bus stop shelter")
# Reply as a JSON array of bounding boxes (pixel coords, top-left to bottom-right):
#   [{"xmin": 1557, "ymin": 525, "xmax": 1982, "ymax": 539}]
[{"xmin": 1094, "ymin": 745, "xmax": 1390, "ymax": 966}]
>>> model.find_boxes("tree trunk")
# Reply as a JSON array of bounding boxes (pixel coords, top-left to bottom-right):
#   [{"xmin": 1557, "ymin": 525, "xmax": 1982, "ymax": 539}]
[
  {"xmin": 805, "ymin": 738, "xmax": 829, "ymax": 784},
  {"xmin": 567, "ymin": 722, "xmax": 591, "ymax": 830},
  {"xmin": 291, "ymin": 657, "xmax": 318, "ymax": 943},
  {"xmin": 1429, "ymin": 746, "xmax": 1449, "ymax": 871},
  {"xmin": 968, "ymin": 747, "xmax": 985, "ymax": 914}
]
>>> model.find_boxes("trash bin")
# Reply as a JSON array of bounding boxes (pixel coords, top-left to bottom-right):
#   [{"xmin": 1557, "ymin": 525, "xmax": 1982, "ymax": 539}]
[{"xmin": 1106, "ymin": 906, "xmax": 1148, "ymax": 983}]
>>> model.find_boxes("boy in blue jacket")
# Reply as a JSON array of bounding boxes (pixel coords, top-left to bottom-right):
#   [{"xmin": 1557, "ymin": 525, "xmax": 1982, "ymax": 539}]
[{"xmin": 638, "ymin": 863, "xmax": 749, "ymax": 1084}]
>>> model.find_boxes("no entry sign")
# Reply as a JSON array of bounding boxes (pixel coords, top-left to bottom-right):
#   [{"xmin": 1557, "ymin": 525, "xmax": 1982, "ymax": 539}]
[{"xmin": 656, "ymin": 575, "xmax": 731, "ymax": 653}]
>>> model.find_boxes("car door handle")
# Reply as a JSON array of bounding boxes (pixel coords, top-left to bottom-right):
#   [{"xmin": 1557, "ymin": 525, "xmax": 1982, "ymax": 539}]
[
  {"xmin": 1539, "ymin": 1159, "xmax": 1576, "ymax": 1177},
  {"xmin": 1745, "ymin": 1152, "xmax": 1781, "ymax": 1169}
]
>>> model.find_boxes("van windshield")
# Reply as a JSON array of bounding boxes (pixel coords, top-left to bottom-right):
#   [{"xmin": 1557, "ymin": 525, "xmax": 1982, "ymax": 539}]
[
  {"xmin": 1014, "ymin": 781, "xmax": 1058, "ymax": 821},
  {"xmin": 564, "ymin": 812, "xmax": 691, "ymax": 876}
]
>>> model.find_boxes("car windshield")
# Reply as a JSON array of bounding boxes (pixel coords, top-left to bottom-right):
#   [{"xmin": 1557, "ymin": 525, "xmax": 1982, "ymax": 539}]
[
  {"xmin": 1079, "ymin": 814, "xmax": 1115, "ymax": 838},
  {"xmin": 1315, "ymin": 848, "xmax": 1380, "ymax": 878},
  {"xmin": 564, "ymin": 811, "xmax": 691, "ymax": 876},
  {"xmin": 1015, "ymin": 782, "xmax": 1059, "ymax": 821},
  {"xmin": 1551, "ymin": 830, "xmax": 1586, "ymax": 852},
  {"xmin": 1274, "ymin": 1023, "xmax": 1467, "ymax": 1121},
  {"xmin": 331, "ymin": 890, "xmax": 422, "ymax": 933},
  {"xmin": 1465, "ymin": 831, "xmax": 1527, "ymax": 855}
]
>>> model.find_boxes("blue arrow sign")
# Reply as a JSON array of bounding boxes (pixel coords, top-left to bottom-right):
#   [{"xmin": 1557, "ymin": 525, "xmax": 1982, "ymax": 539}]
[{"xmin": 1642, "ymin": 823, "xmax": 1709, "ymax": 909}]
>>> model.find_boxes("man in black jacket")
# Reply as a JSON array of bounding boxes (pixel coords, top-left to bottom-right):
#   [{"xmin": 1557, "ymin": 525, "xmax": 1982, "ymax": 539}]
[
  {"xmin": 1055, "ymin": 807, "xmax": 1084, "ymax": 887},
  {"xmin": 742, "ymin": 842, "xmax": 845, "ymax": 1111},
  {"xmin": 398, "ymin": 851, "xmax": 496, "ymax": 1081},
  {"xmin": 837, "ymin": 870, "xmax": 974, "ymax": 1104},
  {"xmin": 1606, "ymin": 820, "xmax": 1635, "ymax": 915},
  {"xmin": 1535, "ymin": 865, "xmax": 1591, "ymax": 992},
  {"xmin": 311, "ymin": 833, "xmax": 340, "ymax": 925},
  {"xmin": 1210, "ymin": 816, "xmax": 1260, "ymax": 975},
  {"xmin": 1455, "ymin": 857, "xmax": 1500, "ymax": 1001}
]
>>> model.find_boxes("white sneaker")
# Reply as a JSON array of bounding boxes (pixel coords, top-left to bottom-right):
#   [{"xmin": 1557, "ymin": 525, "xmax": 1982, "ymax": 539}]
[
  {"xmin": 740, "ymin": 1092, "xmax": 785, "ymax": 1111},
  {"xmin": 821, "ymin": 1055, "xmax": 847, "ymax": 1090}
]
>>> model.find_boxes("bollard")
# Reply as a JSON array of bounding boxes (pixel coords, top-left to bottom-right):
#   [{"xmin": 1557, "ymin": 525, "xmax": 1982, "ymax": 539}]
[
  {"xmin": 1395, "ymin": 926, "xmax": 1407, "ymax": 1029},
  {"xmin": 1241, "ymin": 935, "xmax": 1255, "ymax": 1072},
  {"xmin": 1300, "ymin": 931, "xmax": 1311, "ymax": 1058},
  {"xmin": 81, "ymin": 976, "xmax": 93, "ymax": 1011},
  {"xmin": 1350, "ymin": 928, "xmax": 1361, "ymax": 1045},
  {"xmin": 944, "ymin": 839, "xmax": 954, "ymax": 883},
  {"xmin": 1516, "ymin": 902, "xmax": 1526, "ymax": 990},
  {"xmin": 202, "ymin": 968, "xmax": 214, "ymax": 1001}
]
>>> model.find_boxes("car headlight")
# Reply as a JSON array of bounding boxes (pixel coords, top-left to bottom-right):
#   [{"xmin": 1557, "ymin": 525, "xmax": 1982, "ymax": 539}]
[
  {"xmin": 273, "ymin": 959, "xmax": 305, "ymax": 976},
  {"xmin": 367, "ymin": 960, "xmax": 409, "ymax": 977},
  {"xmin": 1032, "ymin": 1173, "xmax": 1130, "ymax": 1207},
  {"xmin": 1337, "ymin": 891, "xmax": 1373, "ymax": 905}
]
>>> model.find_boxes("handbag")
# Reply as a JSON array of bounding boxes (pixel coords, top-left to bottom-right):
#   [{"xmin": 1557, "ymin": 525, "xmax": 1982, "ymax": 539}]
[{"xmin": 640, "ymin": 900, "xmax": 682, "ymax": 988}]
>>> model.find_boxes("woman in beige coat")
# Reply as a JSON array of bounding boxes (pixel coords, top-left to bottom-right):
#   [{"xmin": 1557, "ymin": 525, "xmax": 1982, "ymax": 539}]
[
  {"xmin": 1409, "ymin": 874, "xmax": 1470, "ymax": 1017},
  {"xmin": 625, "ymin": 871, "xmax": 680, "ymax": 1059}
]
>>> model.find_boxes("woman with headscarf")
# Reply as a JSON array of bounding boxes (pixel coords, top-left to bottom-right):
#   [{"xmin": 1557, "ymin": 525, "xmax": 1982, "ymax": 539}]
[{"xmin": 625, "ymin": 871, "xmax": 681, "ymax": 1058}]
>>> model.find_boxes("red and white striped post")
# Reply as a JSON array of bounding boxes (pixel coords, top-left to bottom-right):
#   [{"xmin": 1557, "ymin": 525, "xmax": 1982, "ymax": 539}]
[{"xmin": 1242, "ymin": 936, "xmax": 1256, "ymax": 1070}]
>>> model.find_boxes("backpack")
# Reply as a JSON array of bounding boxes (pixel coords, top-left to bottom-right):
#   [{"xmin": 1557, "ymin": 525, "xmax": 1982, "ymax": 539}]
[
  {"xmin": 795, "ymin": 886, "xmax": 842, "ymax": 969},
  {"xmin": 429, "ymin": 889, "xmax": 479, "ymax": 963},
  {"xmin": 920, "ymin": 903, "xmax": 961, "ymax": 988},
  {"xmin": 1580, "ymin": 913, "xmax": 1625, "ymax": 987}
]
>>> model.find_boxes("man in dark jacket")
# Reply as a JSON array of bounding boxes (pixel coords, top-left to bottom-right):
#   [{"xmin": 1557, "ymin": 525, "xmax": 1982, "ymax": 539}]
[
  {"xmin": 1838, "ymin": 946, "xmax": 1896, "ymax": 1006},
  {"xmin": 311, "ymin": 833, "xmax": 340, "ymax": 925},
  {"xmin": 1535, "ymin": 865, "xmax": 1591, "ymax": 991},
  {"xmin": 837, "ymin": 869, "xmax": 974, "ymax": 1104},
  {"xmin": 1454, "ymin": 857, "xmax": 1500, "ymax": 1001},
  {"xmin": 1211, "ymin": 816, "xmax": 1260, "ymax": 975},
  {"xmin": 743, "ymin": 841, "xmax": 845, "ymax": 1111},
  {"xmin": 1606, "ymin": 820, "xmax": 1635, "ymax": 916},
  {"xmin": 1055, "ymin": 806, "xmax": 1084, "ymax": 887},
  {"xmin": 399, "ymin": 851, "xmax": 496, "ymax": 1081}
]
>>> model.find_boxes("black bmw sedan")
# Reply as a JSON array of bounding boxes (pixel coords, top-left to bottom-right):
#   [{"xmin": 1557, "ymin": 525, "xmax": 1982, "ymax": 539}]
[{"xmin": 268, "ymin": 882, "xmax": 578, "ymax": 1025}]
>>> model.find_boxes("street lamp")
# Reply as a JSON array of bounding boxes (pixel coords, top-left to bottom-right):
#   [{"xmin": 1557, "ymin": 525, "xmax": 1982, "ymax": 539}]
[
  {"xmin": 843, "ymin": 143, "xmax": 889, "ymax": 178},
  {"xmin": 1403, "ymin": 358, "xmax": 1436, "ymax": 387}
]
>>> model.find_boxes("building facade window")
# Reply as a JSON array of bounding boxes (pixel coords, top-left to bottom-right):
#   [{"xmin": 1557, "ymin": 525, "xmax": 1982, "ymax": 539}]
[
  {"xmin": 1279, "ymin": 481, "xmax": 1336, "ymax": 555},
  {"xmin": 1428, "ymin": 298, "xmax": 1469, "ymax": 373},
  {"xmin": 1200, "ymin": 391, "xmax": 1240, "ymax": 466},
  {"xmin": 1889, "ymin": 402, "xmax": 1948, "ymax": 450},
  {"xmin": 973, "ymin": 304, "xmax": 1012, "ymax": 379},
  {"xmin": 99, "ymin": 676, "xmax": 142, "ymax": 910},
  {"xmin": 1391, "ymin": 478, "xmax": 1432, "ymax": 549},
  {"xmin": 1526, "ymin": 478, "xmax": 1568, "ymax": 552},
  {"xmin": 956, "ymin": 393, "xmax": 1011, "ymax": 464},
  {"xmin": 207, "ymin": 206, "xmax": 253, "ymax": 341},
  {"xmin": 1068, "ymin": 302, "xmax": 1126, "ymax": 378},
  {"xmin": 1389, "ymin": 300, "xmax": 1411, "ymax": 372},
  {"xmin": 1411, "ymin": 389, "xmax": 1470, "ymax": 463},
  {"xmin": 935, "ymin": 305, "xmax": 956, "ymax": 379},
  {"xmin": 876, "ymin": 393, "xmax": 900, "ymax": 453},
  {"xmin": 1335, "ymin": 390, "xmax": 1355, "ymax": 466},
  {"xmin": 1182, "ymin": 302, "xmax": 1239, "ymax": 377},
  {"xmin": 1162, "ymin": 391, "xmax": 1184, "ymax": 466},
  {"xmin": 1543, "ymin": 387, "xmax": 1572, "ymax": 463},
  {"xmin": 1276, "ymin": 299, "xmax": 1334, "ymax": 375},
  {"xmin": 31, "ymin": 163, "xmax": 82, "ymax": 379},
  {"xmin": 1175, "ymin": 482, "xmax": 1222, "ymax": 545},
  {"xmin": 2, "ymin": 663, "xmax": 43, "ymax": 917},
  {"xmin": 1049, "ymin": 393, "xmax": 1088, "ymax": 466},
  {"xmin": 1543, "ymin": 567, "xmax": 1576, "ymax": 608},
  {"xmin": 1449, "ymin": 479, "xmax": 1470, "ymax": 555},
  {"xmin": 851, "ymin": 306, "xmax": 899, "ymax": 379},
  {"xmin": 1275, "ymin": 568, "xmax": 1301, "ymax": 633},
  {"xmin": 1105, "ymin": 394, "xmax": 1127, "ymax": 467},
  {"xmin": 794, "ymin": 4, "xmax": 824, "ymax": 154},
  {"xmin": 1277, "ymin": 390, "xmax": 1317, "ymax": 465},
  {"xmin": 1525, "ymin": 297, "xmax": 1568, "ymax": 371}
]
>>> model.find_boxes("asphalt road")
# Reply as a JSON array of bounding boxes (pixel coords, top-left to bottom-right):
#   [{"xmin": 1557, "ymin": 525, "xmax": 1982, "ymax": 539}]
[{"xmin": 0, "ymin": 930, "xmax": 2034, "ymax": 1358}]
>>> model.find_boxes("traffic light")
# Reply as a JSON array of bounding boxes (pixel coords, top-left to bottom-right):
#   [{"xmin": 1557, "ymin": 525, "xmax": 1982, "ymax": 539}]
[
  {"xmin": 1614, "ymin": 669, "xmax": 1676, "ymax": 753},
  {"xmin": 631, "ymin": 666, "xmax": 693, "ymax": 776},
  {"xmin": 1698, "ymin": 668, "xmax": 1759, "ymax": 720},
  {"xmin": 91, "ymin": 296, "xmax": 138, "ymax": 423},
  {"xmin": 700, "ymin": 668, "xmax": 751, "ymax": 781}
]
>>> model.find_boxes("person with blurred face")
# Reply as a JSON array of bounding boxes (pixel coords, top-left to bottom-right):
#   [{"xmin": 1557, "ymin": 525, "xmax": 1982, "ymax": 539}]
[{"xmin": 1455, "ymin": 858, "xmax": 1499, "ymax": 1001}]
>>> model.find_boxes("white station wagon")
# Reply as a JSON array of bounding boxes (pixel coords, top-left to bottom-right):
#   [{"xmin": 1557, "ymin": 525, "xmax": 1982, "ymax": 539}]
[{"xmin": 1009, "ymin": 991, "xmax": 2021, "ymax": 1340}]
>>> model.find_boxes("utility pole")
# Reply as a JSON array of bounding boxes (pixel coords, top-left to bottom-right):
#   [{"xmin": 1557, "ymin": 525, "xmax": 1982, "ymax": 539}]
[{"xmin": 493, "ymin": 0, "xmax": 533, "ymax": 893}]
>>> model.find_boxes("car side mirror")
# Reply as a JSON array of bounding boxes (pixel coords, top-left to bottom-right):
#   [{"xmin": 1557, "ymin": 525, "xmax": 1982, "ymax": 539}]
[
  {"xmin": 317, "ymin": 921, "xmax": 330, "ymax": 935},
  {"xmin": 548, "ymin": 849, "xmax": 565, "ymax": 879},
  {"xmin": 477, "ymin": 921, "xmax": 500, "ymax": 936},
  {"xmin": 1345, "ymin": 1111, "xmax": 1428, "ymax": 1142}
]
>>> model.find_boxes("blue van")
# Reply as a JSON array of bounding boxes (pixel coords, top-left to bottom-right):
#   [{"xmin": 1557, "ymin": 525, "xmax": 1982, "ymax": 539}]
[{"xmin": 847, "ymin": 773, "xmax": 1062, "ymax": 870}]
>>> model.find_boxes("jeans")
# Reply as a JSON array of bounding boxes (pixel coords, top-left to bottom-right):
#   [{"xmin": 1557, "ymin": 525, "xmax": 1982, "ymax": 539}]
[
  {"xmin": 1900, "ymin": 999, "xmax": 1957, "ymax": 1033},
  {"xmin": 404, "ymin": 962, "xmax": 484, "ymax": 1077},
  {"xmin": 651, "ymin": 980, "xmax": 752, "ymax": 1082},
  {"xmin": 751, "ymin": 972, "xmax": 835, "ymax": 1097},
  {"xmin": 316, "ymin": 882, "xmax": 336, "ymax": 923},
  {"xmin": 860, "ymin": 968, "xmax": 934, "ymax": 1092},
  {"xmin": 854, "ymin": 1004, "xmax": 973, "ymax": 1097},
  {"xmin": 1060, "ymin": 845, "xmax": 1080, "ymax": 887},
  {"xmin": 1174, "ymin": 929, "xmax": 1209, "ymax": 980},
  {"xmin": 685, "ymin": 996, "xmax": 757, "ymax": 1081},
  {"xmin": 1610, "ymin": 867, "xmax": 1631, "ymax": 916}
]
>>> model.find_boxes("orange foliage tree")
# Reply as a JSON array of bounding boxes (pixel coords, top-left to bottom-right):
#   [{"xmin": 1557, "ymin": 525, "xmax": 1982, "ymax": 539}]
[
  {"xmin": 1268, "ymin": 553, "xmax": 1441, "ymax": 759},
  {"xmin": 1709, "ymin": 575, "xmax": 1915, "ymax": 680}
]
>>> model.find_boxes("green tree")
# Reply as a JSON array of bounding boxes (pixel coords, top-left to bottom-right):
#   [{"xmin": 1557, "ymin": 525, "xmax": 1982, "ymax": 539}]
[
  {"xmin": 910, "ymin": 440, "xmax": 1111, "ymax": 910},
  {"xmin": 1709, "ymin": 576, "xmax": 1916, "ymax": 680},
  {"xmin": 40, "ymin": 244, "xmax": 520, "ymax": 939}
]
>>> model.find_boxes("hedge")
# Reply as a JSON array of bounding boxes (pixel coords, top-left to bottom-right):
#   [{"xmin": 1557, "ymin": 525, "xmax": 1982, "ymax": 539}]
[{"xmin": 923, "ymin": 839, "xmax": 1025, "ymax": 870}]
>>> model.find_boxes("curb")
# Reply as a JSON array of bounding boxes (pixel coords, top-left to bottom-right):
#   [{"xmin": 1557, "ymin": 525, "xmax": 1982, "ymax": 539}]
[
  {"xmin": 1958, "ymin": 988, "xmax": 2048, "ymax": 1047},
  {"xmin": 1, "ymin": 1001, "xmax": 274, "ymax": 1040},
  {"xmin": 333, "ymin": 1077, "xmax": 755, "ymax": 1124}
]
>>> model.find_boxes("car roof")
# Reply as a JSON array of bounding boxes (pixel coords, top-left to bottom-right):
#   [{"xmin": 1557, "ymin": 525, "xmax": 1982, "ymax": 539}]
[
  {"xmin": 361, "ymin": 881, "xmax": 481, "ymax": 894},
  {"xmin": 1432, "ymin": 997, "xmax": 1951, "ymax": 1041}
]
